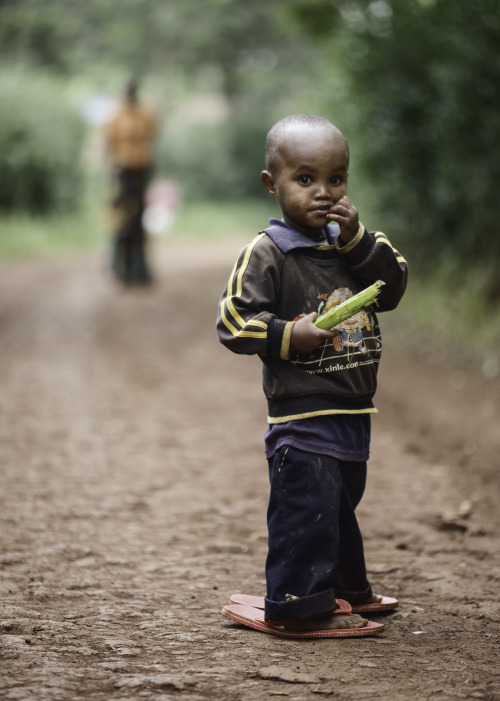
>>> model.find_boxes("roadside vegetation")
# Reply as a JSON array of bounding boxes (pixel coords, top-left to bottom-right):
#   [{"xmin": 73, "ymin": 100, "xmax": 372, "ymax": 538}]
[{"xmin": 0, "ymin": 0, "xmax": 499, "ymax": 366}]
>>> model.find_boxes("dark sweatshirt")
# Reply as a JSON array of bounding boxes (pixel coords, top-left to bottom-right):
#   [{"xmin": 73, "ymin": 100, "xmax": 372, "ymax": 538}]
[{"xmin": 217, "ymin": 219, "xmax": 408, "ymax": 423}]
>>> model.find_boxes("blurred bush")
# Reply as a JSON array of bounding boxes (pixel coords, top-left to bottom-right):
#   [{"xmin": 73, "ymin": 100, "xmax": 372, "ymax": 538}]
[
  {"xmin": 294, "ymin": 0, "xmax": 500, "ymax": 275},
  {"xmin": 157, "ymin": 115, "xmax": 268, "ymax": 201},
  {"xmin": 0, "ymin": 72, "xmax": 84, "ymax": 213}
]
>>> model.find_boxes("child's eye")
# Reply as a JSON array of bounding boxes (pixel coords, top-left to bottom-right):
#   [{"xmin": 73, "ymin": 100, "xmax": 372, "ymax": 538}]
[
  {"xmin": 298, "ymin": 175, "xmax": 312, "ymax": 185},
  {"xmin": 330, "ymin": 176, "xmax": 342, "ymax": 186}
]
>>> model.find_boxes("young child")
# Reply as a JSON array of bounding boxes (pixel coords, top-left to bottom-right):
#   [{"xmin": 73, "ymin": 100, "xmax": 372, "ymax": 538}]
[{"xmin": 217, "ymin": 114, "xmax": 408, "ymax": 635}]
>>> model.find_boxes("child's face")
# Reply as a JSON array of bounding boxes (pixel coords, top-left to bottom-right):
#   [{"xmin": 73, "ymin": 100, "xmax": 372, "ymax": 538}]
[{"xmin": 261, "ymin": 125, "xmax": 349, "ymax": 239}]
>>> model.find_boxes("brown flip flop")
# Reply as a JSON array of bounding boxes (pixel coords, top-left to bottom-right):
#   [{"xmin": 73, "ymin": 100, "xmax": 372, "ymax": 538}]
[{"xmin": 221, "ymin": 602, "xmax": 384, "ymax": 639}]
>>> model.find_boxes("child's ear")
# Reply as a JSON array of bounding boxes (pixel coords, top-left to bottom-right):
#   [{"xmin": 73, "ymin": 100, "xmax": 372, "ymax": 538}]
[{"xmin": 261, "ymin": 170, "xmax": 277, "ymax": 198}]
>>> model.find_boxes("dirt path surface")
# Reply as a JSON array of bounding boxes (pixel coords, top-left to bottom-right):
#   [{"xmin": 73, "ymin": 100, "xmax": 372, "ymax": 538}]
[{"xmin": 1, "ymin": 238, "xmax": 499, "ymax": 701}]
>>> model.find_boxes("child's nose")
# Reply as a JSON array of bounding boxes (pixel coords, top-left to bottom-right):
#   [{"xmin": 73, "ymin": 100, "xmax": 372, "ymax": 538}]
[{"xmin": 315, "ymin": 182, "xmax": 332, "ymax": 199}]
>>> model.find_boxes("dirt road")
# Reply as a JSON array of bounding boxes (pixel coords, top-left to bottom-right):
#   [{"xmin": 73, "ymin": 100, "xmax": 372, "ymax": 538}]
[{"xmin": 1, "ymin": 238, "xmax": 499, "ymax": 700}]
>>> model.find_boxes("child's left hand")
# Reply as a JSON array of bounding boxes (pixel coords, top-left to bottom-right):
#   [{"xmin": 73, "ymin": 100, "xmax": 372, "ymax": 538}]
[{"xmin": 328, "ymin": 196, "xmax": 359, "ymax": 243}]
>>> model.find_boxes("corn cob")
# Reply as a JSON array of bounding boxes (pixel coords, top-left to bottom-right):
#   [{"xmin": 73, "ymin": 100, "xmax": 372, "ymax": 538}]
[{"xmin": 314, "ymin": 280, "xmax": 385, "ymax": 330}]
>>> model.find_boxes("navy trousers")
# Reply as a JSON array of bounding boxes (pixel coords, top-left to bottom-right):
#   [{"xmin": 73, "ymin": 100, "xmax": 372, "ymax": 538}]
[
  {"xmin": 111, "ymin": 166, "xmax": 151, "ymax": 285},
  {"xmin": 264, "ymin": 445, "xmax": 372, "ymax": 621}
]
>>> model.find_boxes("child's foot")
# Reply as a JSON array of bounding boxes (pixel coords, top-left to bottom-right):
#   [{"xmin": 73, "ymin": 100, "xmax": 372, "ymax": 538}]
[
  {"xmin": 361, "ymin": 594, "xmax": 384, "ymax": 605},
  {"xmin": 350, "ymin": 593, "xmax": 399, "ymax": 614},
  {"xmin": 283, "ymin": 613, "xmax": 368, "ymax": 632}
]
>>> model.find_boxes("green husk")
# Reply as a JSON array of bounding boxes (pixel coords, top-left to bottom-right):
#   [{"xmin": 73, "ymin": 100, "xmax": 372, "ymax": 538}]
[{"xmin": 314, "ymin": 280, "xmax": 385, "ymax": 330}]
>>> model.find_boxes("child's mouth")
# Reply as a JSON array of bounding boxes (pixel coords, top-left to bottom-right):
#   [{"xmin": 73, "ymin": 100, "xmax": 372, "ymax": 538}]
[{"xmin": 311, "ymin": 207, "xmax": 331, "ymax": 216}]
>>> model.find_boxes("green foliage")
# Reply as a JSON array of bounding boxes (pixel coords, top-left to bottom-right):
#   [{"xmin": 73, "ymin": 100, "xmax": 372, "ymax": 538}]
[
  {"xmin": 157, "ymin": 116, "xmax": 270, "ymax": 201},
  {"xmin": 291, "ymin": 0, "xmax": 500, "ymax": 281},
  {"xmin": 0, "ymin": 71, "xmax": 85, "ymax": 212},
  {"xmin": 0, "ymin": 196, "xmax": 277, "ymax": 259},
  {"xmin": 0, "ymin": 0, "xmax": 302, "ymax": 87},
  {"xmin": 0, "ymin": 172, "xmax": 105, "ymax": 258},
  {"xmin": 169, "ymin": 199, "xmax": 277, "ymax": 238},
  {"xmin": 0, "ymin": 0, "xmax": 153, "ymax": 75},
  {"xmin": 2, "ymin": 0, "xmax": 500, "ymax": 321}
]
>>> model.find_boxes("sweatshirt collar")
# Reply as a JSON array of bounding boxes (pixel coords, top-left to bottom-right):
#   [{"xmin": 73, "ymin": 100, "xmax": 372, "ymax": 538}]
[{"xmin": 262, "ymin": 218, "xmax": 340, "ymax": 253}]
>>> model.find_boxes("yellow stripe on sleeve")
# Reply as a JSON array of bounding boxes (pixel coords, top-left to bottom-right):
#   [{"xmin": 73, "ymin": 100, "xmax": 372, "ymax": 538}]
[
  {"xmin": 223, "ymin": 233, "xmax": 267, "ymax": 331},
  {"xmin": 374, "ymin": 232, "xmax": 407, "ymax": 264}
]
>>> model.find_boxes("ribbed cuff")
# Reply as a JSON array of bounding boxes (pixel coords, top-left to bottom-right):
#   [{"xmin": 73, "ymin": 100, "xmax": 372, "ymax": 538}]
[
  {"xmin": 280, "ymin": 321, "xmax": 295, "ymax": 359},
  {"xmin": 267, "ymin": 318, "xmax": 292, "ymax": 359},
  {"xmin": 335, "ymin": 224, "xmax": 375, "ymax": 266},
  {"xmin": 335, "ymin": 222, "xmax": 364, "ymax": 253}
]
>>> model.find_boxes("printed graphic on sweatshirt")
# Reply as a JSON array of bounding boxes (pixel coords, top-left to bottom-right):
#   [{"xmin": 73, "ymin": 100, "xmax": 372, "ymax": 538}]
[{"xmin": 291, "ymin": 286, "xmax": 381, "ymax": 374}]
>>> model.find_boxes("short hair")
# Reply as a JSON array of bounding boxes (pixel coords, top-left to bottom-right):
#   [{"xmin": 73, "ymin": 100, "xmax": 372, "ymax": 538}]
[{"xmin": 264, "ymin": 114, "xmax": 348, "ymax": 171}]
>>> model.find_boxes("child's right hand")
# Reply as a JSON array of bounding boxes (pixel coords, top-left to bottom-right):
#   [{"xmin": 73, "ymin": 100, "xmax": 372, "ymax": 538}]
[{"xmin": 290, "ymin": 312, "xmax": 335, "ymax": 354}]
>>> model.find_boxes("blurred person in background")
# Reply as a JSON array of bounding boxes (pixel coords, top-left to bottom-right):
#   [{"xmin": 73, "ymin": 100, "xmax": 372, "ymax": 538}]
[{"xmin": 105, "ymin": 77, "xmax": 158, "ymax": 285}]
